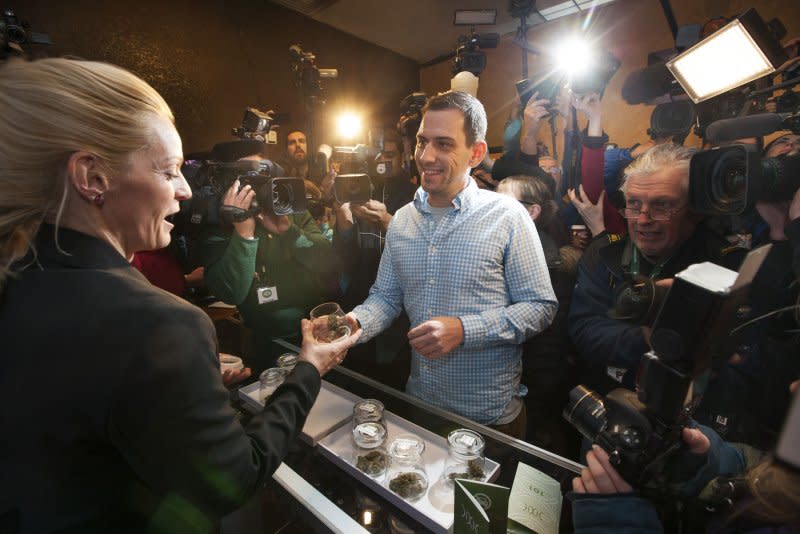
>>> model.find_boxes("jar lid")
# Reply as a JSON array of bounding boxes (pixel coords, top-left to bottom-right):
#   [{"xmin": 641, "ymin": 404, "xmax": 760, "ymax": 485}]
[
  {"xmin": 353, "ymin": 421, "xmax": 387, "ymax": 447},
  {"xmin": 389, "ymin": 434, "xmax": 425, "ymax": 460},
  {"xmin": 353, "ymin": 399, "xmax": 384, "ymax": 418},
  {"xmin": 259, "ymin": 367, "xmax": 288, "ymax": 384},
  {"xmin": 447, "ymin": 429, "xmax": 485, "ymax": 454},
  {"xmin": 276, "ymin": 352, "xmax": 298, "ymax": 369}
]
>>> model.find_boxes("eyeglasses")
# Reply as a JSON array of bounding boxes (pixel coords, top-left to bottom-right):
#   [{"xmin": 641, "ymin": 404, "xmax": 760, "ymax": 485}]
[{"xmin": 622, "ymin": 203, "xmax": 687, "ymax": 221}]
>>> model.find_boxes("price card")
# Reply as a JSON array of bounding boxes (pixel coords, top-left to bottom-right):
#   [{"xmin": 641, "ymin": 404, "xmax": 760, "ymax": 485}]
[{"xmin": 507, "ymin": 462, "xmax": 562, "ymax": 534}]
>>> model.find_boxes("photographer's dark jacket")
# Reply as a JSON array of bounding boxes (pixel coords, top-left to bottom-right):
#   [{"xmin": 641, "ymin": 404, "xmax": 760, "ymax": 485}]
[
  {"xmin": 203, "ymin": 211, "xmax": 335, "ymax": 368},
  {"xmin": 0, "ymin": 225, "xmax": 321, "ymax": 532},
  {"xmin": 568, "ymin": 226, "xmax": 744, "ymax": 392}
]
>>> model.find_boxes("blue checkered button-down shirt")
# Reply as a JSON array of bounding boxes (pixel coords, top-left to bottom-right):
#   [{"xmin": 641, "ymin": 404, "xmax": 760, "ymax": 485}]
[{"xmin": 352, "ymin": 180, "xmax": 557, "ymax": 424}]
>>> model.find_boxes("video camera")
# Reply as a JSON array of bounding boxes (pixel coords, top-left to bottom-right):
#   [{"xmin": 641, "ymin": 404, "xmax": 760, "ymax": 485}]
[
  {"xmin": 289, "ymin": 44, "xmax": 338, "ymax": 108},
  {"xmin": 188, "ymin": 108, "xmax": 307, "ymax": 227},
  {"xmin": 398, "ymin": 92, "xmax": 427, "ymax": 140},
  {"xmin": 452, "ymin": 28, "xmax": 499, "ymax": 77},
  {"xmin": 565, "ymin": 247, "xmax": 770, "ymax": 487},
  {"xmin": 331, "ymin": 133, "xmax": 394, "ymax": 204},
  {"xmin": 0, "ymin": 8, "xmax": 51, "ymax": 58},
  {"xmin": 689, "ymin": 113, "xmax": 800, "ymax": 215}
]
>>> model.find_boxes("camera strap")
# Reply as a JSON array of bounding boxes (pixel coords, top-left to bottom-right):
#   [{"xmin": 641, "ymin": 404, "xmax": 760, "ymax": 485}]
[{"xmin": 631, "ymin": 246, "xmax": 673, "ymax": 279}]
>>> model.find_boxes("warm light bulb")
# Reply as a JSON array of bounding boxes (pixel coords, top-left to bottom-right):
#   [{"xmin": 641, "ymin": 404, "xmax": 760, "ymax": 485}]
[{"xmin": 336, "ymin": 112, "xmax": 362, "ymax": 139}]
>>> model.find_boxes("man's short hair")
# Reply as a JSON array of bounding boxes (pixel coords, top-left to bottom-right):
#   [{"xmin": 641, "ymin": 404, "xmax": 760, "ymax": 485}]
[
  {"xmin": 421, "ymin": 90, "xmax": 487, "ymax": 146},
  {"xmin": 382, "ymin": 129, "xmax": 403, "ymax": 149},
  {"xmin": 285, "ymin": 129, "xmax": 307, "ymax": 147},
  {"xmin": 622, "ymin": 142, "xmax": 695, "ymax": 195},
  {"xmin": 503, "ymin": 174, "xmax": 558, "ymax": 227}
]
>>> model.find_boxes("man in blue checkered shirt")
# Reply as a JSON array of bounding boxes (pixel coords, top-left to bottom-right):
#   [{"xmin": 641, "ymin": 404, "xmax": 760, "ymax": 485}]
[{"xmin": 344, "ymin": 91, "xmax": 557, "ymax": 438}]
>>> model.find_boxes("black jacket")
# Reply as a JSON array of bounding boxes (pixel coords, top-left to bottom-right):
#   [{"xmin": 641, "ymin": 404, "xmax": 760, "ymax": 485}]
[{"xmin": 0, "ymin": 226, "xmax": 320, "ymax": 533}]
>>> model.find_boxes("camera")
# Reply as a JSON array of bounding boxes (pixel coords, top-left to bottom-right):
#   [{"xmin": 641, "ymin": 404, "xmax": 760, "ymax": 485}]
[
  {"xmin": 334, "ymin": 173, "xmax": 372, "ymax": 204},
  {"xmin": 0, "ymin": 8, "xmax": 51, "ymax": 57},
  {"xmin": 206, "ymin": 159, "xmax": 306, "ymax": 222},
  {"xmin": 330, "ymin": 141, "xmax": 393, "ymax": 204},
  {"xmin": 289, "ymin": 44, "xmax": 338, "ymax": 108},
  {"xmin": 568, "ymin": 49, "xmax": 621, "ymax": 97},
  {"xmin": 398, "ymin": 92, "xmax": 427, "ymax": 139},
  {"xmin": 452, "ymin": 29, "xmax": 499, "ymax": 77},
  {"xmin": 689, "ymin": 146, "xmax": 800, "ymax": 216},
  {"xmin": 516, "ymin": 77, "xmax": 561, "ymax": 114},
  {"xmin": 565, "ymin": 248, "xmax": 769, "ymax": 486},
  {"xmin": 231, "ymin": 108, "xmax": 278, "ymax": 143}
]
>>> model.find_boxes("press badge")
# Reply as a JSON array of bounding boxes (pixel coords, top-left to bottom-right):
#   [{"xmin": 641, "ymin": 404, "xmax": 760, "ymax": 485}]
[{"xmin": 256, "ymin": 286, "xmax": 278, "ymax": 304}]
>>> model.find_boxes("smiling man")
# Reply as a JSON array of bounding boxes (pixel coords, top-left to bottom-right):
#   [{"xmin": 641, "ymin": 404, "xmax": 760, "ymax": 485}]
[
  {"xmin": 345, "ymin": 91, "xmax": 557, "ymax": 438},
  {"xmin": 568, "ymin": 143, "xmax": 744, "ymax": 393}
]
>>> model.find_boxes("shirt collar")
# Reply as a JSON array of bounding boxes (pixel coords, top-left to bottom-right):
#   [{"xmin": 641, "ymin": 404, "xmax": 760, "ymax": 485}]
[{"xmin": 413, "ymin": 176, "xmax": 477, "ymax": 213}]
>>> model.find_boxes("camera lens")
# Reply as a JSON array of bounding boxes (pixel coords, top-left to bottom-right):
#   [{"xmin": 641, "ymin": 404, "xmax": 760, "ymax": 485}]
[
  {"xmin": 709, "ymin": 150, "xmax": 747, "ymax": 213},
  {"xmin": 272, "ymin": 182, "xmax": 295, "ymax": 215},
  {"xmin": 563, "ymin": 385, "xmax": 608, "ymax": 440}
]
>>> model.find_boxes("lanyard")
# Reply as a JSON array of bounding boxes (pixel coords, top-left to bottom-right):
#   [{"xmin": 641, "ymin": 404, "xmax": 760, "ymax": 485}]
[{"xmin": 630, "ymin": 246, "xmax": 672, "ymax": 279}]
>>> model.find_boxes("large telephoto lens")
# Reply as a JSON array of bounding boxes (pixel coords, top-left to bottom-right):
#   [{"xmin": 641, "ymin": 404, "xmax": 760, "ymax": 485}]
[{"xmin": 563, "ymin": 385, "xmax": 608, "ymax": 441}]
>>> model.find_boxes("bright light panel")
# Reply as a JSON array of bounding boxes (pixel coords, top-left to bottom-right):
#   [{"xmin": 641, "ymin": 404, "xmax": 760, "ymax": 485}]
[
  {"xmin": 336, "ymin": 112, "xmax": 362, "ymax": 139},
  {"xmin": 556, "ymin": 38, "xmax": 592, "ymax": 75},
  {"xmin": 667, "ymin": 20, "xmax": 774, "ymax": 103},
  {"xmin": 454, "ymin": 9, "xmax": 497, "ymax": 26}
]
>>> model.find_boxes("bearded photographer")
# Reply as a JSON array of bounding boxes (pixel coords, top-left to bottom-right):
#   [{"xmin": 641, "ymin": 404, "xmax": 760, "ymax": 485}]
[{"xmin": 202, "ymin": 144, "xmax": 338, "ymax": 375}]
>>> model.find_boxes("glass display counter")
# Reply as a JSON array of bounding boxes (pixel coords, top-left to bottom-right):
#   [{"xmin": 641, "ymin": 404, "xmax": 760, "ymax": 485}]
[{"xmin": 232, "ymin": 341, "xmax": 583, "ymax": 533}]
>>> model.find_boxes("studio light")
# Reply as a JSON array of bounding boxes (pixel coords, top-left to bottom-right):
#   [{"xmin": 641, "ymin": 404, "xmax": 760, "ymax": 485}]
[
  {"xmin": 666, "ymin": 8, "xmax": 788, "ymax": 104},
  {"xmin": 555, "ymin": 37, "xmax": 592, "ymax": 76},
  {"xmin": 453, "ymin": 9, "xmax": 497, "ymax": 26},
  {"xmin": 336, "ymin": 112, "xmax": 362, "ymax": 140}
]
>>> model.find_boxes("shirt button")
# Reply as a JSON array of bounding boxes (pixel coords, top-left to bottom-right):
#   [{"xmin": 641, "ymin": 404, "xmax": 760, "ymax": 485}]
[{"xmin": 429, "ymin": 278, "xmax": 434, "ymax": 284}]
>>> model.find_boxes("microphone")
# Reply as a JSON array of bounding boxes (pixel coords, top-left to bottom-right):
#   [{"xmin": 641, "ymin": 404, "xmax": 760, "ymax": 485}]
[
  {"xmin": 705, "ymin": 113, "xmax": 787, "ymax": 144},
  {"xmin": 622, "ymin": 62, "xmax": 677, "ymax": 105}
]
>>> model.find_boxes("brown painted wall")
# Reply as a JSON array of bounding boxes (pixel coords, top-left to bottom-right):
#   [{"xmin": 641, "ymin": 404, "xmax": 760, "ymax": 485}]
[
  {"xmin": 15, "ymin": 0, "xmax": 419, "ymax": 156},
  {"xmin": 420, "ymin": 0, "xmax": 800, "ymax": 152}
]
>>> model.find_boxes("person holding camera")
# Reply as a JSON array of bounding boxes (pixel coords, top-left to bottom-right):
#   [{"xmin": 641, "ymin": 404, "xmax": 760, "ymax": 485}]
[
  {"xmin": 280, "ymin": 129, "xmax": 311, "ymax": 181},
  {"xmin": 568, "ymin": 143, "xmax": 745, "ymax": 394},
  {"xmin": 202, "ymin": 145, "xmax": 339, "ymax": 375},
  {"xmin": 0, "ymin": 57, "xmax": 362, "ymax": 532},
  {"xmin": 323, "ymin": 91, "xmax": 557, "ymax": 439}
]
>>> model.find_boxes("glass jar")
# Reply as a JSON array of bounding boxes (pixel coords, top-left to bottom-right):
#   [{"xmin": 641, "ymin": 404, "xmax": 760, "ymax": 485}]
[
  {"xmin": 352, "ymin": 421, "xmax": 388, "ymax": 479},
  {"xmin": 386, "ymin": 434, "xmax": 428, "ymax": 502},
  {"xmin": 353, "ymin": 399, "xmax": 385, "ymax": 427},
  {"xmin": 276, "ymin": 352, "xmax": 298, "ymax": 371},
  {"xmin": 259, "ymin": 367, "xmax": 288, "ymax": 402},
  {"xmin": 441, "ymin": 428, "xmax": 486, "ymax": 486}
]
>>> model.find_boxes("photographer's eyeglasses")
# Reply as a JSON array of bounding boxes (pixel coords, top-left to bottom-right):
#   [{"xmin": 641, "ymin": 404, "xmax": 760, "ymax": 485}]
[{"xmin": 622, "ymin": 203, "xmax": 687, "ymax": 221}]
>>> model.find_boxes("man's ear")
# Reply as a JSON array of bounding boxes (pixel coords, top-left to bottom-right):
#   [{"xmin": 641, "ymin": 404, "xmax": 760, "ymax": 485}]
[
  {"xmin": 66, "ymin": 151, "xmax": 109, "ymax": 203},
  {"xmin": 528, "ymin": 203, "xmax": 542, "ymax": 222},
  {"xmin": 469, "ymin": 140, "xmax": 488, "ymax": 168}
]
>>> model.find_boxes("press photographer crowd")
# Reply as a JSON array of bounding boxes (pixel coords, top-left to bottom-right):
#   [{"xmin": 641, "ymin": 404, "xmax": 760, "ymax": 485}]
[{"xmin": 2, "ymin": 2, "xmax": 800, "ymax": 533}]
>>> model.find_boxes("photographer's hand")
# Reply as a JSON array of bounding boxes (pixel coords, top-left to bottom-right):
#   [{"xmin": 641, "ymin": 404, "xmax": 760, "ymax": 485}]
[
  {"xmin": 573, "ymin": 92, "xmax": 603, "ymax": 137},
  {"xmin": 352, "ymin": 200, "xmax": 392, "ymax": 231},
  {"xmin": 573, "ymin": 445, "xmax": 634, "ymax": 494},
  {"xmin": 223, "ymin": 180, "xmax": 256, "ymax": 239},
  {"xmin": 568, "ymin": 185, "xmax": 606, "ymax": 237},
  {"xmin": 520, "ymin": 92, "xmax": 550, "ymax": 156}
]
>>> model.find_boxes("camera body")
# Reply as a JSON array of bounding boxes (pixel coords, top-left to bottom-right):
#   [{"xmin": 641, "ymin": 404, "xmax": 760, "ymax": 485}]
[
  {"xmin": 399, "ymin": 92, "xmax": 427, "ymax": 140},
  {"xmin": 205, "ymin": 160, "xmax": 305, "ymax": 222},
  {"xmin": 452, "ymin": 31, "xmax": 499, "ymax": 77}
]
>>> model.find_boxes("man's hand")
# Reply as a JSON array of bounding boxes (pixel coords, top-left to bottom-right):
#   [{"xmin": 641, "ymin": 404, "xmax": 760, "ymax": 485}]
[
  {"xmin": 573, "ymin": 445, "xmax": 633, "ymax": 494},
  {"xmin": 258, "ymin": 213, "xmax": 291, "ymax": 235},
  {"xmin": 568, "ymin": 185, "xmax": 606, "ymax": 237},
  {"xmin": 756, "ymin": 200, "xmax": 790, "ymax": 240},
  {"xmin": 407, "ymin": 316, "xmax": 464, "ymax": 359},
  {"xmin": 352, "ymin": 200, "xmax": 392, "ymax": 231},
  {"xmin": 222, "ymin": 367, "xmax": 252, "ymax": 388},
  {"xmin": 298, "ymin": 318, "xmax": 362, "ymax": 377},
  {"xmin": 223, "ymin": 180, "xmax": 256, "ymax": 239},
  {"xmin": 572, "ymin": 92, "xmax": 602, "ymax": 137},
  {"xmin": 520, "ymin": 92, "xmax": 551, "ymax": 156}
]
